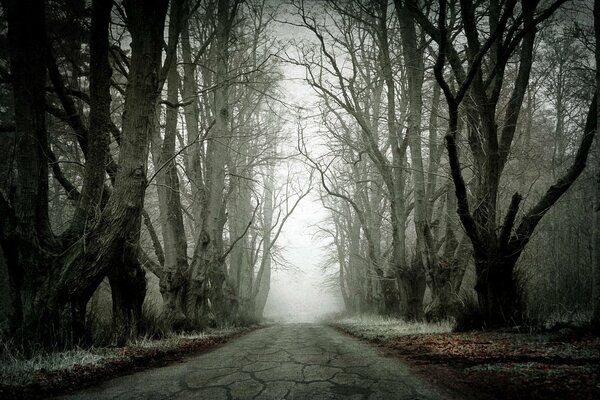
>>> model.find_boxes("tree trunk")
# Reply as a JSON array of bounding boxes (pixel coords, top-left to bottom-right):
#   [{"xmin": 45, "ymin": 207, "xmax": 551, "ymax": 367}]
[
  {"xmin": 431, "ymin": 0, "xmax": 596, "ymax": 328},
  {"xmin": 180, "ymin": 15, "xmax": 205, "ymax": 241},
  {"xmin": 475, "ymin": 255, "xmax": 522, "ymax": 327},
  {"xmin": 1, "ymin": 0, "xmax": 55, "ymax": 344},
  {"xmin": 228, "ymin": 171, "xmax": 253, "ymax": 319},
  {"xmin": 380, "ymin": 277, "xmax": 400, "ymax": 315},
  {"xmin": 53, "ymin": 0, "xmax": 169, "ymax": 345},
  {"xmin": 68, "ymin": 0, "xmax": 114, "ymax": 339},
  {"xmin": 333, "ymin": 214, "xmax": 352, "ymax": 312},
  {"xmin": 67, "ymin": 0, "xmax": 112, "ymax": 237},
  {"xmin": 157, "ymin": 65, "xmax": 189, "ymax": 330},
  {"xmin": 592, "ymin": 0, "xmax": 600, "ymax": 333},
  {"xmin": 593, "ymin": 123, "xmax": 600, "ymax": 331},
  {"xmin": 377, "ymin": 0, "xmax": 404, "ymax": 317},
  {"xmin": 402, "ymin": 256, "xmax": 427, "ymax": 321},
  {"xmin": 189, "ymin": 0, "xmax": 236, "ymax": 324},
  {"xmin": 427, "ymin": 187, "xmax": 471, "ymax": 321},
  {"xmin": 253, "ymin": 165, "xmax": 275, "ymax": 320},
  {"xmin": 396, "ymin": 2, "xmax": 429, "ymax": 321},
  {"xmin": 151, "ymin": 0, "xmax": 190, "ymax": 331}
]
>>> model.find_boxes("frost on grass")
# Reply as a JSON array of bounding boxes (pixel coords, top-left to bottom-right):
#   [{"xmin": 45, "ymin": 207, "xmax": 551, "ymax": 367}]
[
  {"xmin": 0, "ymin": 325, "xmax": 247, "ymax": 386},
  {"xmin": 0, "ymin": 344, "xmax": 111, "ymax": 385},
  {"xmin": 333, "ymin": 314, "xmax": 453, "ymax": 341}
]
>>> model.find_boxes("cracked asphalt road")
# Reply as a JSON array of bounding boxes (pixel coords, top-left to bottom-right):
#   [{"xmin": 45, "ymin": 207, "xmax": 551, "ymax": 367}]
[{"xmin": 57, "ymin": 324, "xmax": 445, "ymax": 399}]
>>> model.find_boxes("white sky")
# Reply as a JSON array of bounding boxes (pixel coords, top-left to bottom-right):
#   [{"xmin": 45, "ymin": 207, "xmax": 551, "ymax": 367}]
[
  {"xmin": 263, "ymin": 193, "xmax": 344, "ymax": 322},
  {"xmin": 262, "ymin": 5, "xmax": 344, "ymax": 322}
]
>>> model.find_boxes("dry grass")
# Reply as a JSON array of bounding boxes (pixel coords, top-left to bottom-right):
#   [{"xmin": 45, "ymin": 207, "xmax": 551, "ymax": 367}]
[
  {"xmin": 0, "ymin": 325, "xmax": 247, "ymax": 387},
  {"xmin": 332, "ymin": 314, "xmax": 453, "ymax": 342},
  {"xmin": 332, "ymin": 314, "xmax": 600, "ymax": 400},
  {"xmin": 0, "ymin": 340, "xmax": 112, "ymax": 385}
]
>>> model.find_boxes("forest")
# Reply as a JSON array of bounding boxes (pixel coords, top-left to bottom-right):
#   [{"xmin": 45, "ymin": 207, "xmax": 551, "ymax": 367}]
[{"xmin": 0, "ymin": 0, "xmax": 599, "ymax": 395}]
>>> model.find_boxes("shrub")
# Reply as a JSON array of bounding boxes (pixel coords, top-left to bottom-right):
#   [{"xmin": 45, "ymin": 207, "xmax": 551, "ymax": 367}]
[{"xmin": 453, "ymin": 292, "xmax": 484, "ymax": 332}]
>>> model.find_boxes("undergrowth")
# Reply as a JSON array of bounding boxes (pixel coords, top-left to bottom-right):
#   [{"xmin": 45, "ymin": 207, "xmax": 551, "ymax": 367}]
[
  {"xmin": 333, "ymin": 314, "xmax": 453, "ymax": 341},
  {"xmin": 0, "ymin": 325, "xmax": 247, "ymax": 386}
]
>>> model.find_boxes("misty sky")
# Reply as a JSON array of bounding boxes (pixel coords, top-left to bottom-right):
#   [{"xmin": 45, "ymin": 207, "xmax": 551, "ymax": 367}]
[{"xmin": 262, "ymin": 7, "xmax": 344, "ymax": 322}]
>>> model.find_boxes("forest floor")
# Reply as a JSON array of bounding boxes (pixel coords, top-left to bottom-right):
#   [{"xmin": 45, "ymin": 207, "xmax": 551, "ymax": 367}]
[
  {"xmin": 0, "ymin": 325, "xmax": 259, "ymax": 400},
  {"xmin": 333, "ymin": 316, "xmax": 600, "ymax": 400}
]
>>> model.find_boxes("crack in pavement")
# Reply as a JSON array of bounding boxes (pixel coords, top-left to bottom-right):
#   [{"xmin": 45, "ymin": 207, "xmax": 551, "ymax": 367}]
[{"xmin": 55, "ymin": 324, "xmax": 444, "ymax": 399}]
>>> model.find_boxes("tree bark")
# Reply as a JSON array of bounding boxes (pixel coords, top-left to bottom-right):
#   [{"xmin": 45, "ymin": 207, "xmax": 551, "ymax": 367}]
[
  {"xmin": 189, "ymin": 0, "xmax": 237, "ymax": 324},
  {"xmin": 253, "ymin": 167, "xmax": 274, "ymax": 319},
  {"xmin": 152, "ymin": 0, "xmax": 190, "ymax": 331},
  {"xmin": 69, "ymin": 0, "xmax": 112, "ymax": 236},
  {"xmin": 0, "ymin": 0, "xmax": 53, "ymax": 343},
  {"xmin": 591, "ymin": 0, "xmax": 600, "ymax": 333},
  {"xmin": 180, "ymin": 13, "xmax": 206, "ymax": 241},
  {"xmin": 431, "ymin": 0, "xmax": 587, "ymax": 327},
  {"xmin": 396, "ymin": 1, "xmax": 429, "ymax": 321},
  {"xmin": 53, "ymin": 0, "xmax": 169, "ymax": 345}
]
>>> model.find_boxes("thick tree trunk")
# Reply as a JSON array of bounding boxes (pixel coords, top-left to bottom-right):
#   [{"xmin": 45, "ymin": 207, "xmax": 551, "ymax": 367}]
[
  {"xmin": 107, "ymin": 264, "xmax": 147, "ymax": 343},
  {"xmin": 378, "ymin": 1, "xmax": 405, "ymax": 317},
  {"xmin": 433, "ymin": 0, "xmax": 596, "ymax": 328},
  {"xmin": 427, "ymin": 186, "xmax": 471, "ymax": 321},
  {"xmin": 397, "ymin": 3, "xmax": 428, "ymax": 321},
  {"xmin": 427, "ymin": 233, "xmax": 471, "ymax": 321},
  {"xmin": 475, "ymin": 256, "xmax": 522, "ymax": 327},
  {"xmin": 107, "ymin": 0, "xmax": 168, "ymax": 344},
  {"xmin": 152, "ymin": 0, "xmax": 190, "ymax": 330},
  {"xmin": 157, "ymin": 60, "xmax": 190, "ymax": 330},
  {"xmin": 591, "ymin": 0, "xmax": 600, "ymax": 333},
  {"xmin": 189, "ymin": 0, "xmax": 237, "ymax": 324},
  {"xmin": 593, "ymin": 127, "xmax": 600, "ymax": 331},
  {"xmin": 52, "ymin": 0, "xmax": 169, "ymax": 345},
  {"xmin": 1, "ymin": 0, "xmax": 55, "ymax": 344},
  {"xmin": 401, "ymin": 259, "xmax": 427, "ymax": 321},
  {"xmin": 68, "ymin": 0, "xmax": 112, "ymax": 236},
  {"xmin": 2, "ymin": 0, "xmax": 120, "ymax": 346},
  {"xmin": 65, "ymin": 0, "xmax": 114, "ymax": 339},
  {"xmin": 380, "ymin": 277, "xmax": 400, "ymax": 315}
]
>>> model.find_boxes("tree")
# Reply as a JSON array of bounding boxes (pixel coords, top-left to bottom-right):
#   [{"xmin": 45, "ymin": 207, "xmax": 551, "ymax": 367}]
[
  {"xmin": 592, "ymin": 0, "xmax": 600, "ymax": 333},
  {"xmin": 54, "ymin": 0, "xmax": 170, "ymax": 344},
  {"xmin": 0, "ymin": 0, "xmax": 52, "ymax": 341},
  {"xmin": 425, "ymin": 0, "xmax": 597, "ymax": 327},
  {"xmin": 293, "ymin": 1, "xmax": 408, "ymax": 315},
  {"xmin": 150, "ymin": 0, "xmax": 190, "ymax": 331}
]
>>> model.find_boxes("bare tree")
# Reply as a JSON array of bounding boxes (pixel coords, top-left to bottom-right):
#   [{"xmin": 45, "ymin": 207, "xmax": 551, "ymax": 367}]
[
  {"xmin": 425, "ymin": 0, "xmax": 597, "ymax": 327},
  {"xmin": 593, "ymin": 0, "xmax": 600, "ymax": 333}
]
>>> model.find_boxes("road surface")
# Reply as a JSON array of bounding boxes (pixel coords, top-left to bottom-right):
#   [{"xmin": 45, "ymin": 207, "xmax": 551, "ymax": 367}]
[{"xmin": 57, "ymin": 324, "xmax": 445, "ymax": 399}]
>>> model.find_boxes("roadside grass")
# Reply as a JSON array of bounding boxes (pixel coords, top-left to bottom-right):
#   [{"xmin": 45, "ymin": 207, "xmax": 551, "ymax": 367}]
[
  {"xmin": 0, "ymin": 340, "xmax": 110, "ymax": 385},
  {"xmin": 0, "ymin": 325, "xmax": 257, "ymax": 399},
  {"xmin": 331, "ymin": 314, "xmax": 600, "ymax": 400},
  {"xmin": 332, "ymin": 314, "xmax": 453, "ymax": 342}
]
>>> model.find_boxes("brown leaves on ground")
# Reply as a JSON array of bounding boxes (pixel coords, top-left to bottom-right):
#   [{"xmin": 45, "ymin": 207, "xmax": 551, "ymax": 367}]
[{"xmin": 338, "ymin": 326, "xmax": 600, "ymax": 400}]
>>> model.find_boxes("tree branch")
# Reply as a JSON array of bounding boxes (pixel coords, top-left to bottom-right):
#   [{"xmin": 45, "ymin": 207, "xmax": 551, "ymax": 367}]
[
  {"xmin": 220, "ymin": 200, "xmax": 260, "ymax": 262},
  {"xmin": 510, "ymin": 95, "xmax": 597, "ymax": 254}
]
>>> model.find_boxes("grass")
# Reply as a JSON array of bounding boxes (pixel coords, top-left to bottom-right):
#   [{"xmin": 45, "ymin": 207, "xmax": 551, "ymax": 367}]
[
  {"xmin": 332, "ymin": 314, "xmax": 453, "ymax": 342},
  {"xmin": 0, "ymin": 341, "xmax": 110, "ymax": 385},
  {"xmin": 331, "ymin": 313, "xmax": 600, "ymax": 400},
  {"xmin": 0, "ymin": 324, "xmax": 256, "ymax": 395}
]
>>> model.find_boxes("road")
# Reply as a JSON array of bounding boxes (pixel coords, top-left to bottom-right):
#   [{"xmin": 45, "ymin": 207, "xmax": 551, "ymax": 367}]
[{"xmin": 57, "ymin": 324, "xmax": 446, "ymax": 399}]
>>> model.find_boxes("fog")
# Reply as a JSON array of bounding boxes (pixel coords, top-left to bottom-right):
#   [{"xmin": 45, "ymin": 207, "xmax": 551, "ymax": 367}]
[
  {"xmin": 262, "ymin": 191, "xmax": 344, "ymax": 322},
  {"xmin": 258, "ymin": 11, "xmax": 345, "ymax": 322}
]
